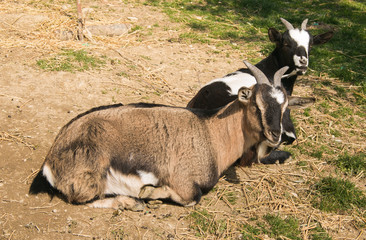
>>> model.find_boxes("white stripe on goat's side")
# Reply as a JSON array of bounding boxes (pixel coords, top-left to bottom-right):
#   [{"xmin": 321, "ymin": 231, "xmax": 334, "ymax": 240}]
[
  {"xmin": 205, "ymin": 72, "xmax": 257, "ymax": 96},
  {"xmin": 42, "ymin": 164, "xmax": 55, "ymax": 187},
  {"xmin": 104, "ymin": 168, "xmax": 159, "ymax": 197},
  {"xmin": 137, "ymin": 170, "xmax": 159, "ymax": 186}
]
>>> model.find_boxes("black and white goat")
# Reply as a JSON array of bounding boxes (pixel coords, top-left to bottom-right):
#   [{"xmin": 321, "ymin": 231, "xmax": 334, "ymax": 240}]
[
  {"xmin": 187, "ymin": 18, "xmax": 333, "ymax": 164},
  {"xmin": 29, "ymin": 62, "xmax": 312, "ymax": 209}
]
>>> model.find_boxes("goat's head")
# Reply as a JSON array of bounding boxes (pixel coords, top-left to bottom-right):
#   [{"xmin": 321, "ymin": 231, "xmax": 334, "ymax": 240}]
[
  {"xmin": 268, "ymin": 18, "xmax": 334, "ymax": 76},
  {"xmin": 239, "ymin": 61, "xmax": 289, "ymax": 147},
  {"xmin": 238, "ymin": 61, "xmax": 314, "ymax": 147}
]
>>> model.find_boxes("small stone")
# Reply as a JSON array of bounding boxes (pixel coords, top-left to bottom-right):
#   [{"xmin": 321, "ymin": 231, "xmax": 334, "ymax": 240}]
[
  {"xmin": 55, "ymin": 30, "xmax": 74, "ymax": 41},
  {"xmin": 291, "ymin": 192, "xmax": 298, "ymax": 198},
  {"xmin": 127, "ymin": 17, "xmax": 138, "ymax": 21},
  {"xmin": 86, "ymin": 24, "xmax": 131, "ymax": 37}
]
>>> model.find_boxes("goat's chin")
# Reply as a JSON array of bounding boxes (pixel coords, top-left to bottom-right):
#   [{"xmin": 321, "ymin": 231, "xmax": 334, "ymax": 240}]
[
  {"xmin": 296, "ymin": 67, "xmax": 307, "ymax": 75},
  {"xmin": 265, "ymin": 139, "xmax": 280, "ymax": 148}
]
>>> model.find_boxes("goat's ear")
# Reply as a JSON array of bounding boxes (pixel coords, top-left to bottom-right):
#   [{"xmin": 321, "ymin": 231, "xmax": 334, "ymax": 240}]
[
  {"xmin": 287, "ymin": 96, "xmax": 316, "ymax": 109},
  {"xmin": 313, "ymin": 31, "xmax": 334, "ymax": 45},
  {"xmin": 238, "ymin": 87, "xmax": 252, "ymax": 103},
  {"xmin": 268, "ymin": 28, "xmax": 282, "ymax": 43}
]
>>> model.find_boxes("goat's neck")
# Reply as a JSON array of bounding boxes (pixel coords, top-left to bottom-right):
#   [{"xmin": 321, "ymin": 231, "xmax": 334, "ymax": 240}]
[
  {"xmin": 206, "ymin": 101, "xmax": 246, "ymax": 175},
  {"xmin": 256, "ymin": 51, "xmax": 297, "ymax": 95},
  {"xmin": 255, "ymin": 54, "xmax": 280, "ymax": 80},
  {"xmin": 280, "ymin": 75, "xmax": 297, "ymax": 95}
]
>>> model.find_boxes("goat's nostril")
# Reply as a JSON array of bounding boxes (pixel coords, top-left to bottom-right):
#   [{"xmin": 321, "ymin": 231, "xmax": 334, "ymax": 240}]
[
  {"xmin": 271, "ymin": 131, "xmax": 281, "ymax": 140},
  {"xmin": 300, "ymin": 58, "xmax": 307, "ymax": 65}
]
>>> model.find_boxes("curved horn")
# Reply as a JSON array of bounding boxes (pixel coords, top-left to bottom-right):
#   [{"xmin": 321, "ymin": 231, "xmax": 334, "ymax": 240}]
[
  {"xmin": 273, "ymin": 66, "xmax": 289, "ymax": 87},
  {"xmin": 243, "ymin": 60, "xmax": 270, "ymax": 86},
  {"xmin": 280, "ymin": 18, "xmax": 294, "ymax": 30},
  {"xmin": 301, "ymin": 18, "xmax": 308, "ymax": 30}
]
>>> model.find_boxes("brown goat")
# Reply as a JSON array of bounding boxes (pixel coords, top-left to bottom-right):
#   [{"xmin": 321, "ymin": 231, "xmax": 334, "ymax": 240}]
[{"xmin": 30, "ymin": 61, "xmax": 308, "ymax": 209}]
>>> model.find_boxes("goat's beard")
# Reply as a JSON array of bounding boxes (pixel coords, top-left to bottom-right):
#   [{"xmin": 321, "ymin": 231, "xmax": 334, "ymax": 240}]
[
  {"xmin": 296, "ymin": 67, "xmax": 307, "ymax": 75},
  {"xmin": 264, "ymin": 139, "xmax": 280, "ymax": 148}
]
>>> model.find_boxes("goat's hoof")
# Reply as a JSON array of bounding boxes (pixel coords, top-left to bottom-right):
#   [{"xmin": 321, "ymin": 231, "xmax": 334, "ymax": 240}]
[
  {"xmin": 147, "ymin": 200, "xmax": 163, "ymax": 209},
  {"xmin": 125, "ymin": 200, "xmax": 145, "ymax": 212},
  {"xmin": 184, "ymin": 201, "xmax": 197, "ymax": 207},
  {"xmin": 139, "ymin": 185, "xmax": 155, "ymax": 199}
]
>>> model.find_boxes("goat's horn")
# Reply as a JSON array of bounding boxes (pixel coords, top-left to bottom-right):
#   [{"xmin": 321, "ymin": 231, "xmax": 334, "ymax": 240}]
[
  {"xmin": 280, "ymin": 18, "xmax": 294, "ymax": 30},
  {"xmin": 273, "ymin": 66, "xmax": 289, "ymax": 87},
  {"xmin": 301, "ymin": 19, "xmax": 308, "ymax": 30},
  {"xmin": 243, "ymin": 60, "xmax": 270, "ymax": 86}
]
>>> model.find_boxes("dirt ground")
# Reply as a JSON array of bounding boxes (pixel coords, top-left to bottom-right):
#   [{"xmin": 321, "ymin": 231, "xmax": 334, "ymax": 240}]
[{"xmin": 0, "ymin": 1, "xmax": 365, "ymax": 239}]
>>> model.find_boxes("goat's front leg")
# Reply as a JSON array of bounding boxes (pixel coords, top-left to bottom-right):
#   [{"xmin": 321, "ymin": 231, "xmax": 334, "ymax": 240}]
[
  {"xmin": 256, "ymin": 142, "xmax": 272, "ymax": 163},
  {"xmin": 239, "ymin": 146, "xmax": 257, "ymax": 166},
  {"xmin": 88, "ymin": 195, "xmax": 144, "ymax": 211},
  {"xmin": 260, "ymin": 150, "xmax": 292, "ymax": 164},
  {"xmin": 139, "ymin": 184, "xmax": 200, "ymax": 207}
]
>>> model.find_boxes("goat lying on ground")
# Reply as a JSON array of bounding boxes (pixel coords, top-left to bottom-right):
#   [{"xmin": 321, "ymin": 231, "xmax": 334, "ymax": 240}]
[
  {"xmin": 30, "ymin": 62, "xmax": 311, "ymax": 209},
  {"xmin": 187, "ymin": 18, "xmax": 332, "ymax": 164}
]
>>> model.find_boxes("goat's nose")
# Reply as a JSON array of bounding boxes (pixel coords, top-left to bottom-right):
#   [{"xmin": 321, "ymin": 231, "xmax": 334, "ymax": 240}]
[
  {"xmin": 299, "ymin": 58, "xmax": 308, "ymax": 65},
  {"xmin": 271, "ymin": 131, "xmax": 281, "ymax": 141}
]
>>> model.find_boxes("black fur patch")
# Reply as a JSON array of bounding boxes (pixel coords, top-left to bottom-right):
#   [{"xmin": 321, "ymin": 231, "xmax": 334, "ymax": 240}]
[
  {"xmin": 260, "ymin": 150, "xmax": 291, "ymax": 164},
  {"xmin": 129, "ymin": 101, "xmax": 221, "ymax": 119},
  {"xmin": 127, "ymin": 102, "xmax": 170, "ymax": 108},
  {"xmin": 187, "ymin": 82, "xmax": 237, "ymax": 110},
  {"xmin": 228, "ymin": 68, "xmax": 251, "ymax": 76}
]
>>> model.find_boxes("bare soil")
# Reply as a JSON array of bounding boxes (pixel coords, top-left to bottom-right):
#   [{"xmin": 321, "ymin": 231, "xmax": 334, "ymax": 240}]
[{"xmin": 0, "ymin": 1, "xmax": 365, "ymax": 239}]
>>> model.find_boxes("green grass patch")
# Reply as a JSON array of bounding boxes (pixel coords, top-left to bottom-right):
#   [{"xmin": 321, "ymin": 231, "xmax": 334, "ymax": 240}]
[
  {"xmin": 297, "ymin": 161, "xmax": 308, "ymax": 167},
  {"xmin": 330, "ymin": 106, "xmax": 353, "ymax": 119},
  {"xmin": 240, "ymin": 216, "xmax": 332, "ymax": 240},
  {"xmin": 317, "ymin": 101, "xmax": 331, "ymax": 114},
  {"xmin": 310, "ymin": 224, "xmax": 332, "ymax": 240},
  {"xmin": 310, "ymin": 150, "xmax": 323, "ymax": 159},
  {"xmin": 129, "ymin": 25, "xmax": 143, "ymax": 33},
  {"xmin": 303, "ymin": 107, "xmax": 311, "ymax": 117},
  {"xmin": 224, "ymin": 191, "xmax": 237, "ymax": 205},
  {"xmin": 330, "ymin": 129, "xmax": 342, "ymax": 138},
  {"xmin": 263, "ymin": 214, "xmax": 302, "ymax": 240},
  {"xmin": 37, "ymin": 49, "xmax": 105, "ymax": 72},
  {"xmin": 178, "ymin": 32, "xmax": 211, "ymax": 44},
  {"xmin": 188, "ymin": 209, "xmax": 227, "ymax": 237},
  {"xmin": 312, "ymin": 177, "xmax": 366, "ymax": 213},
  {"xmin": 240, "ymin": 224, "xmax": 261, "ymax": 240},
  {"xmin": 240, "ymin": 215, "xmax": 302, "ymax": 240},
  {"xmin": 333, "ymin": 86, "xmax": 347, "ymax": 98},
  {"xmin": 334, "ymin": 152, "xmax": 366, "ymax": 177}
]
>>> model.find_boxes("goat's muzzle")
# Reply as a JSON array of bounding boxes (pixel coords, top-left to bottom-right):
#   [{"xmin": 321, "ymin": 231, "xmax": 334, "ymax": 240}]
[
  {"xmin": 296, "ymin": 66, "xmax": 307, "ymax": 75},
  {"xmin": 264, "ymin": 131, "xmax": 282, "ymax": 147}
]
